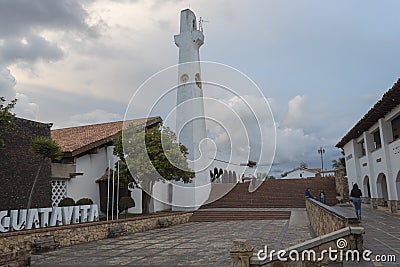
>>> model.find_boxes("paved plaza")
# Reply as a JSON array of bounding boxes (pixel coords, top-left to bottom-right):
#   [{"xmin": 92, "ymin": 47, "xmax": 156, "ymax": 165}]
[
  {"xmin": 32, "ymin": 210, "xmax": 311, "ymax": 266},
  {"xmin": 338, "ymin": 204, "xmax": 400, "ymax": 267},
  {"xmin": 31, "ymin": 206, "xmax": 400, "ymax": 266},
  {"xmin": 32, "ymin": 220, "xmax": 287, "ymax": 266}
]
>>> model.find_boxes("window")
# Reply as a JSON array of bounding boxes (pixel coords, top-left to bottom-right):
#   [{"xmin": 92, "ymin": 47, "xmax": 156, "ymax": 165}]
[
  {"xmin": 373, "ymin": 130, "xmax": 382, "ymax": 149},
  {"xmin": 391, "ymin": 115, "xmax": 400, "ymax": 140},
  {"xmin": 360, "ymin": 140, "xmax": 366, "ymax": 156}
]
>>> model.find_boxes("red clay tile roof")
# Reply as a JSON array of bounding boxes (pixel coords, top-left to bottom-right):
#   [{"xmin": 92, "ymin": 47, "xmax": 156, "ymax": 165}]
[
  {"xmin": 336, "ymin": 79, "xmax": 400, "ymax": 148},
  {"xmin": 51, "ymin": 116, "xmax": 162, "ymax": 156},
  {"xmin": 95, "ymin": 168, "xmax": 114, "ymax": 183}
]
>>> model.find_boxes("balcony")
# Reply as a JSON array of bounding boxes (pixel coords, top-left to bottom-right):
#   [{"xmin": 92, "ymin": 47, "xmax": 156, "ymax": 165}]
[{"xmin": 51, "ymin": 163, "xmax": 80, "ymax": 179}]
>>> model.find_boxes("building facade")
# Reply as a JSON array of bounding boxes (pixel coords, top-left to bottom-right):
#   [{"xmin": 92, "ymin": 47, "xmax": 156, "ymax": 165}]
[
  {"xmin": 281, "ymin": 168, "xmax": 319, "ymax": 179},
  {"xmin": 0, "ymin": 117, "xmax": 52, "ymax": 210},
  {"xmin": 336, "ymin": 79, "xmax": 400, "ymax": 212},
  {"xmin": 51, "ymin": 117, "xmax": 164, "ymax": 213}
]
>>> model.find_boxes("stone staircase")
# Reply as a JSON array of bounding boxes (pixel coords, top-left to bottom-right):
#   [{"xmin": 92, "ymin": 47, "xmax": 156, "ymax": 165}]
[
  {"xmin": 189, "ymin": 209, "xmax": 291, "ymax": 222},
  {"xmin": 190, "ymin": 177, "xmax": 338, "ymax": 222},
  {"xmin": 202, "ymin": 176, "xmax": 338, "ymax": 209}
]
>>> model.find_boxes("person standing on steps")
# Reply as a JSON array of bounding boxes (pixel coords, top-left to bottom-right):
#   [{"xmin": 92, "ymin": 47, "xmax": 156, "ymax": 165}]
[
  {"xmin": 319, "ymin": 191, "xmax": 326, "ymax": 204},
  {"xmin": 305, "ymin": 188, "xmax": 311, "ymax": 198},
  {"xmin": 350, "ymin": 184, "xmax": 362, "ymax": 221}
]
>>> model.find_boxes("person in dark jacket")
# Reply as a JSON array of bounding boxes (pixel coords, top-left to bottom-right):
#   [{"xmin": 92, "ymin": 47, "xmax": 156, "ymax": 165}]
[
  {"xmin": 305, "ymin": 188, "xmax": 311, "ymax": 198},
  {"xmin": 350, "ymin": 184, "xmax": 362, "ymax": 220},
  {"xmin": 319, "ymin": 191, "xmax": 326, "ymax": 204}
]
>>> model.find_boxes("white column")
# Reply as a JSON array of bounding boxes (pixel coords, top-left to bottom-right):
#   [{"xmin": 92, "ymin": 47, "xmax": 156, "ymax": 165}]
[
  {"xmin": 379, "ymin": 118, "xmax": 396, "ymax": 200},
  {"xmin": 363, "ymin": 132, "xmax": 377, "ymax": 197}
]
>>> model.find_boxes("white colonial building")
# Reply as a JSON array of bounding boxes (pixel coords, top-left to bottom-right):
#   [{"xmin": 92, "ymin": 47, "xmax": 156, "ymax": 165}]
[
  {"xmin": 336, "ymin": 79, "xmax": 400, "ymax": 212},
  {"xmin": 281, "ymin": 167, "xmax": 320, "ymax": 179},
  {"xmin": 50, "ymin": 117, "xmax": 171, "ymax": 214}
]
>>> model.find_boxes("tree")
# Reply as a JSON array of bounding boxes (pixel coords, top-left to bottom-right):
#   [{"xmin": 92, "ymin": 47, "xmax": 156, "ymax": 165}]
[
  {"xmin": 28, "ymin": 137, "xmax": 62, "ymax": 210},
  {"xmin": 118, "ymin": 196, "xmax": 135, "ymax": 218},
  {"xmin": 332, "ymin": 157, "xmax": 346, "ymax": 174},
  {"xmin": 114, "ymin": 123, "xmax": 194, "ymax": 214},
  {"xmin": 0, "ymin": 97, "xmax": 17, "ymax": 147},
  {"xmin": 332, "ymin": 149, "xmax": 346, "ymax": 175}
]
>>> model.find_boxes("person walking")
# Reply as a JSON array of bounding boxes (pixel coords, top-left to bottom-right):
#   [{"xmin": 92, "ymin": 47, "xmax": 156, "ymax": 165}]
[
  {"xmin": 350, "ymin": 184, "xmax": 362, "ymax": 221},
  {"xmin": 319, "ymin": 191, "xmax": 326, "ymax": 204}
]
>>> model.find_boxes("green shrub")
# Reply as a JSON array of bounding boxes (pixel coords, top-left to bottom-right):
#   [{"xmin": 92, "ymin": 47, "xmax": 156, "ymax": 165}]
[
  {"xmin": 76, "ymin": 198, "xmax": 94, "ymax": 205},
  {"xmin": 58, "ymin": 197, "xmax": 75, "ymax": 207},
  {"xmin": 118, "ymin": 196, "xmax": 135, "ymax": 217}
]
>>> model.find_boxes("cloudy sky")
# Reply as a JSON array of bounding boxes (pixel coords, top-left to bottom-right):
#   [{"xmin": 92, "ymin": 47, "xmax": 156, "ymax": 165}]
[{"xmin": 1, "ymin": 0, "xmax": 400, "ymax": 176}]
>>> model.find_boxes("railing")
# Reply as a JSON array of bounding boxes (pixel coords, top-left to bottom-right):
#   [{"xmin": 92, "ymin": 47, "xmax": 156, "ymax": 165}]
[{"xmin": 306, "ymin": 198, "xmax": 358, "ymax": 236}]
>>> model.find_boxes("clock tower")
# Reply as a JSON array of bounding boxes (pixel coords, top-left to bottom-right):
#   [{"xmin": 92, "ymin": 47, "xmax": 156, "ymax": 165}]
[
  {"xmin": 174, "ymin": 9, "xmax": 207, "ymax": 169},
  {"xmin": 173, "ymin": 9, "xmax": 209, "ymax": 209}
]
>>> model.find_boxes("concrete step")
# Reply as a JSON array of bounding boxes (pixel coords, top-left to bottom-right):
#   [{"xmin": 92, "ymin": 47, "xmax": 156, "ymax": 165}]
[
  {"xmin": 203, "ymin": 177, "xmax": 338, "ymax": 209},
  {"xmin": 189, "ymin": 210, "xmax": 291, "ymax": 222}
]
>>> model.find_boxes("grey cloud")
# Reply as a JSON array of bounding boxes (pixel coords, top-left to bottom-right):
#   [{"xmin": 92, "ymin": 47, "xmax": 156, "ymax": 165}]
[
  {"xmin": 0, "ymin": 35, "xmax": 63, "ymax": 64},
  {"xmin": 0, "ymin": 68, "xmax": 16, "ymax": 100},
  {"xmin": 0, "ymin": 0, "xmax": 98, "ymax": 38},
  {"xmin": 14, "ymin": 92, "xmax": 39, "ymax": 120},
  {"xmin": 65, "ymin": 109, "xmax": 122, "ymax": 127},
  {"xmin": 0, "ymin": 67, "xmax": 39, "ymax": 120}
]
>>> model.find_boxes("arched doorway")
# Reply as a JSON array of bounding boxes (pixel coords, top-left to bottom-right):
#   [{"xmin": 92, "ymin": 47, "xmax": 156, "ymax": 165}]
[
  {"xmin": 363, "ymin": 176, "xmax": 371, "ymax": 198},
  {"xmin": 377, "ymin": 173, "xmax": 389, "ymax": 205},
  {"xmin": 228, "ymin": 171, "xmax": 233, "ymax": 183},
  {"xmin": 233, "ymin": 171, "xmax": 237, "ymax": 183}
]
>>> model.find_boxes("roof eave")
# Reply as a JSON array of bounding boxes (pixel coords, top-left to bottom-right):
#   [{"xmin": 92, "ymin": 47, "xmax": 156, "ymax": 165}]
[{"xmin": 65, "ymin": 116, "xmax": 163, "ymax": 157}]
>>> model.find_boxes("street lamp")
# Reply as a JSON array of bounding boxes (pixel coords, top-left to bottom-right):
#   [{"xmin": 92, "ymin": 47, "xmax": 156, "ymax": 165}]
[{"xmin": 318, "ymin": 147, "xmax": 325, "ymax": 177}]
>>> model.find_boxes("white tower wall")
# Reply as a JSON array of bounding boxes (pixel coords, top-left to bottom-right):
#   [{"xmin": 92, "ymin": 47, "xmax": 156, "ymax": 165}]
[{"xmin": 173, "ymin": 9, "xmax": 209, "ymax": 210}]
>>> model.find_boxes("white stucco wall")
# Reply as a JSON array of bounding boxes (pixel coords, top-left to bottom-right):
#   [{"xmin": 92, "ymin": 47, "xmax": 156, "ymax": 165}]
[
  {"xmin": 150, "ymin": 181, "xmax": 171, "ymax": 212},
  {"xmin": 343, "ymin": 104, "xmax": 400, "ymax": 201},
  {"xmin": 66, "ymin": 146, "xmax": 117, "ymax": 207},
  {"xmin": 128, "ymin": 188, "xmax": 142, "ymax": 214},
  {"xmin": 282, "ymin": 169, "xmax": 316, "ymax": 179}
]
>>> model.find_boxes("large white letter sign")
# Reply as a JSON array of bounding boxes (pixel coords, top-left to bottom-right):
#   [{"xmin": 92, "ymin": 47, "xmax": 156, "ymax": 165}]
[
  {"xmin": 38, "ymin": 207, "xmax": 52, "ymax": 228},
  {"xmin": 89, "ymin": 205, "xmax": 99, "ymax": 222},
  {"xmin": 26, "ymin": 209, "xmax": 40, "ymax": 230},
  {"xmin": 80, "ymin": 205, "xmax": 91, "ymax": 223},
  {"xmin": 72, "ymin": 206, "xmax": 80, "ymax": 224},
  {"xmin": 0, "ymin": 211, "xmax": 9, "ymax": 233},
  {"xmin": 10, "ymin": 210, "xmax": 26, "ymax": 231},
  {"xmin": 50, "ymin": 207, "xmax": 63, "ymax": 227},
  {"xmin": 62, "ymin": 206, "xmax": 74, "ymax": 225},
  {"xmin": 0, "ymin": 204, "xmax": 100, "ymax": 233}
]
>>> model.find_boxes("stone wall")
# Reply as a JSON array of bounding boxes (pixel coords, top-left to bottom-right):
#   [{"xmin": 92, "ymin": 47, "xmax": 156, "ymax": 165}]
[
  {"xmin": 246, "ymin": 227, "xmax": 364, "ymax": 267},
  {"xmin": 0, "ymin": 117, "xmax": 52, "ymax": 210},
  {"xmin": 0, "ymin": 212, "xmax": 192, "ymax": 257},
  {"xmin": 306, "ymin": 198, "xmax": 358, "ymax": 236},
  {"xmin": 334, "ymin": 169, "xmax": 349, "ymax": 203}
]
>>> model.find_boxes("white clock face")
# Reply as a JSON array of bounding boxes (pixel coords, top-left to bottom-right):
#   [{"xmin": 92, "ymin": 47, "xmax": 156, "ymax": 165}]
[{"xmin": 180, "ymin": 74, "xmax": 189, "ymax": 83}]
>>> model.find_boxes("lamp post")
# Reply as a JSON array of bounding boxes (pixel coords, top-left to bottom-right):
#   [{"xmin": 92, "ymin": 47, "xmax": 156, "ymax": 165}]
[{"xmin": 318, "ymin": 147, "xmax": 325, "ymax": 177}]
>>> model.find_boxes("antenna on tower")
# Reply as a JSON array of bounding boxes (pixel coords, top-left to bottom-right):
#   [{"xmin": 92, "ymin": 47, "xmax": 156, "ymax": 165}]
[{"xmin": 199, "ymin": 17, "xmax": 209, "ymax": 32}]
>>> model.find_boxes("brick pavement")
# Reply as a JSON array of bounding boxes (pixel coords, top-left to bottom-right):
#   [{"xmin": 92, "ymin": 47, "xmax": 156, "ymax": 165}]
[
  {"xmin": 32, "ymin": 219, "xmax": 291, "ymax": 266},
  {"xmin": 32, "ymin": 205, "xmax": 400, "ymax": 266},
  {"xmin": 338, "ymin": 204, "xmax": 400, "ymax": 267}
]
